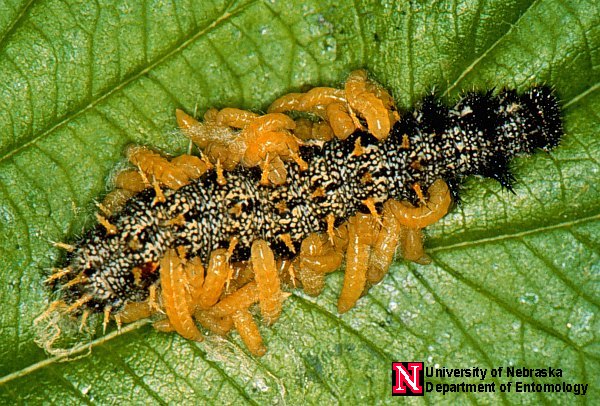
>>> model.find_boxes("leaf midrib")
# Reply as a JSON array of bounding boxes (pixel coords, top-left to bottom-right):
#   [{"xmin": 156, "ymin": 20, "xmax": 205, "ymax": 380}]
[{"xmin": 0, "ymin": 320, "xmax": 151, "ymax": 386}]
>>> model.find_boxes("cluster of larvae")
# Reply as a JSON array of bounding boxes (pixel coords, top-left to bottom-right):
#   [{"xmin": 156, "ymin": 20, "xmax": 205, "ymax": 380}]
[{"xmin": 38, "ymin": 70, "xmax": 452, "ymax": 356}]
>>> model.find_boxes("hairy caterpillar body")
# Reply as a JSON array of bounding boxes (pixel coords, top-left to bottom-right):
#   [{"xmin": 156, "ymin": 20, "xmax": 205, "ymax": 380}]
[{"xmin": 39, "ymin": 71, "xmax": 563, "ymax": 356}]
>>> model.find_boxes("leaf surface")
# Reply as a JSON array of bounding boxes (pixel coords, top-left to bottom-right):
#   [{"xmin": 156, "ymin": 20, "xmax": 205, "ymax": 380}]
[{"xmin": 0, "ymin": 0, "xmax": 598, "ymax": 403}]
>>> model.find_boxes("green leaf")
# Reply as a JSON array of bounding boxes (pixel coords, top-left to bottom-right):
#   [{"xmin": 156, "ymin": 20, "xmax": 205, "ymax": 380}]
[{"xmin": 0, "ymin": 0, "xmax": 598, "ymax": 403}]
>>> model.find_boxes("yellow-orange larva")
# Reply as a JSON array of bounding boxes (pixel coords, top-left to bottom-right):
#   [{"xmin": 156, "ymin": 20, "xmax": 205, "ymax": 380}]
[
  {"xmin": 114, "ymin": 169, "xmax": 147, "ymax": 193},
  {"xmin": 344, "ymin": 69, "xmax": 392, "ymax": 140},
  {"xmin": 399, "ymin": 226, "xmax": 430, "ymax": 264},
  {"xmin": 215, "ymin": 107, "xmax": 259, "ymax": 128},
  {"xmin": 177, "ymin": 108, "xmax": 307, "ymax": 183},
  {"xmin": 384, "ymin": 180, "xmax": 452, "ymax": 264},
  {"xmin": 170, "ymin": 155, "xmax": 209, "ymax": 182},
  {"xmin": 115, "ymin": 301, "xmax": 154, "ymax": 324},
  {"xmin": 176, "ymin": 109, "xmax": 242, "ymax": 170},
  {"xmin": 366, "ymin": 201, "xmax": 404, "ymax": 285},
  {"xmin": 239, "ymin": 113, "xmax": 306, "ymax": 170},
  {"xmin": 197, "ymin": 249, "xmax": 231, "ymax": 310},
  {"xmin": 251, "ymin": 239, "xmax": 288, "ymax": 325},
  {"xmin": 202, "ymin": 281, "xmax": 259, "ymax": 319},
  {"xmin": 195, "ymin": 312, "xmax": 233, "ymax": 336},
  {"xmin": 99, "ymin": 189, "xmax": 135, "ymax": 216},
  {"xmin": 159, "ymin": 249, "xmax": 203, "ymax": 341},
  {"xmin": 338, "ymin": 213, "xmax": 378, "ymax": 313},
  {"xmin": 325, "ymin": 101, "xmax": 356, "ymax": 140},
  {"xmin": 267, "ymin": 70, "xmax": 398, "ymax": 142},
  {"xmin": 184, "ymin": 256, "xmax": 206, "ymax": 305},
  {"xmin": 293, "ymin": 118, "xmax": 334, "ymax": 142},
  {"xmin": 294, "ymin": 232, "xmax": 343, "ymax": 296},
  {"xmin": 232, "ymin": 309, "xmax": 266, "ymax": 356},
  {"xmin": 267, "ymin": 92, "xmax": 304, "ymax": 114},
  {"xmin": 298, "ymin": 87, "xmax": 347, "ymax": 115},
  {"xmin": 269, "ymin": 86, "xmax": 356, "ymax": 139},
  {"xmin": 389, "ymin": 179, "xmax": 452, "ymax": 229},
  {"xmin": 127, "ymin": 146, "xmax": 192, "ymax": 190}
]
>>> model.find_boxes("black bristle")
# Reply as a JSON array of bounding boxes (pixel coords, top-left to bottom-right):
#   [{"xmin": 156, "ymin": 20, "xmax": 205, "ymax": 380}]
[
  {"xmin": 443, "ymin": 176, "xmax": 463, "ymax": 204},
  {"xmin": 419, "ymin": 94, "xmax": 449, "ymax": 135},
  {"xmin": 482, "ymin": 152, "xmax": 516, "ymax": 192},
  {"xmin": 386, "ymin": 86, "xmax": 563, "ymax": 197},
  {"xmin": 521, "ymin": 86, "xmax": 563, "ymax": 151}
]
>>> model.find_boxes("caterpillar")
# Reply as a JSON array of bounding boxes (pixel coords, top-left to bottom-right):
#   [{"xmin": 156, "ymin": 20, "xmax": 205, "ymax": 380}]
[{"xmin": 36, "ymin": 70, "xmax": 563, "ymax": 356}]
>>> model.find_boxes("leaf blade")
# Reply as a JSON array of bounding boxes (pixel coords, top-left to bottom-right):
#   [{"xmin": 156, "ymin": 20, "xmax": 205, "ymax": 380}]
[{"xmin": 0, "ymin": 0, "xmax": 598, "ymax": 403}]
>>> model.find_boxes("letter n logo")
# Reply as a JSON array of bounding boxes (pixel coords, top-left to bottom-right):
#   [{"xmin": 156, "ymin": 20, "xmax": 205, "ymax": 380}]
[{"xmin": 392, "ymin": 362, "xmax": 424, "ymax": 396}]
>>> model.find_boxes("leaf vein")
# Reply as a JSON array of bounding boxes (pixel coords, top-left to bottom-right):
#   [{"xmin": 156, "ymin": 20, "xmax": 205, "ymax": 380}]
[
  {"xmin": 144, "ymin": 74, "xmax": 182, "ymax": 108},
  {"xmin": 95, "ymin": 346, "xmax": 167, "ymax": 405},
  {"xmin": 443, "ymin": 0, "xmax": 541, "ymax": 95},
  {"xmin": 0, "ymin": 320, "xmax": 151, "ymax": 386},
  {"xmin": 269, "ymin": 323, "xmax": 341, "ymax": 400},
  {"xmin": 408, "ymin": 264, "xmax": 511, "ymax": 404},
  {"xmin": 292, "ymin": 295, "xmax": 392, "ymax": 361},
  {"xmin": 0, "ymin": 0, "xmax": 257, "ymax": 164},
  {"xmin": 184, "ymin": 340, "xmax": 260, "ymax": 405},
  {"xmin": 563, "ymin": 81, "xmax": 600, "ymax": 109},
  {"xmin": 430, "ymin": 213, "xmax": 600, "ymax": 252},
  {"xmin": 48, "ymin": 368, "xmax": 93, "ymax": 405},
  {"xmin": 429, "ymin": 254, "xmax": 599, "ymax": 360},
  {"xmin": 519, "ymin": 236, "xmax": 600, "ymax": 308},
  {"xmin": 261, "ymin": 1, "xmax": 320, "ymax": 84},
  {"xmin": 139, "ymin": 340, "xmax": 203, "ymax": 399},
  {"xmin": 0, "ymin": 0, "xmax": 36, "ymax": 52}
]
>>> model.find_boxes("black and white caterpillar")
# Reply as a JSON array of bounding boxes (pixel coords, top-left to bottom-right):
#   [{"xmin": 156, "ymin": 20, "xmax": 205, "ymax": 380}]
[{"xmin": 52, "ymin": 85, "xmax": 562, "ymax": 321}]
